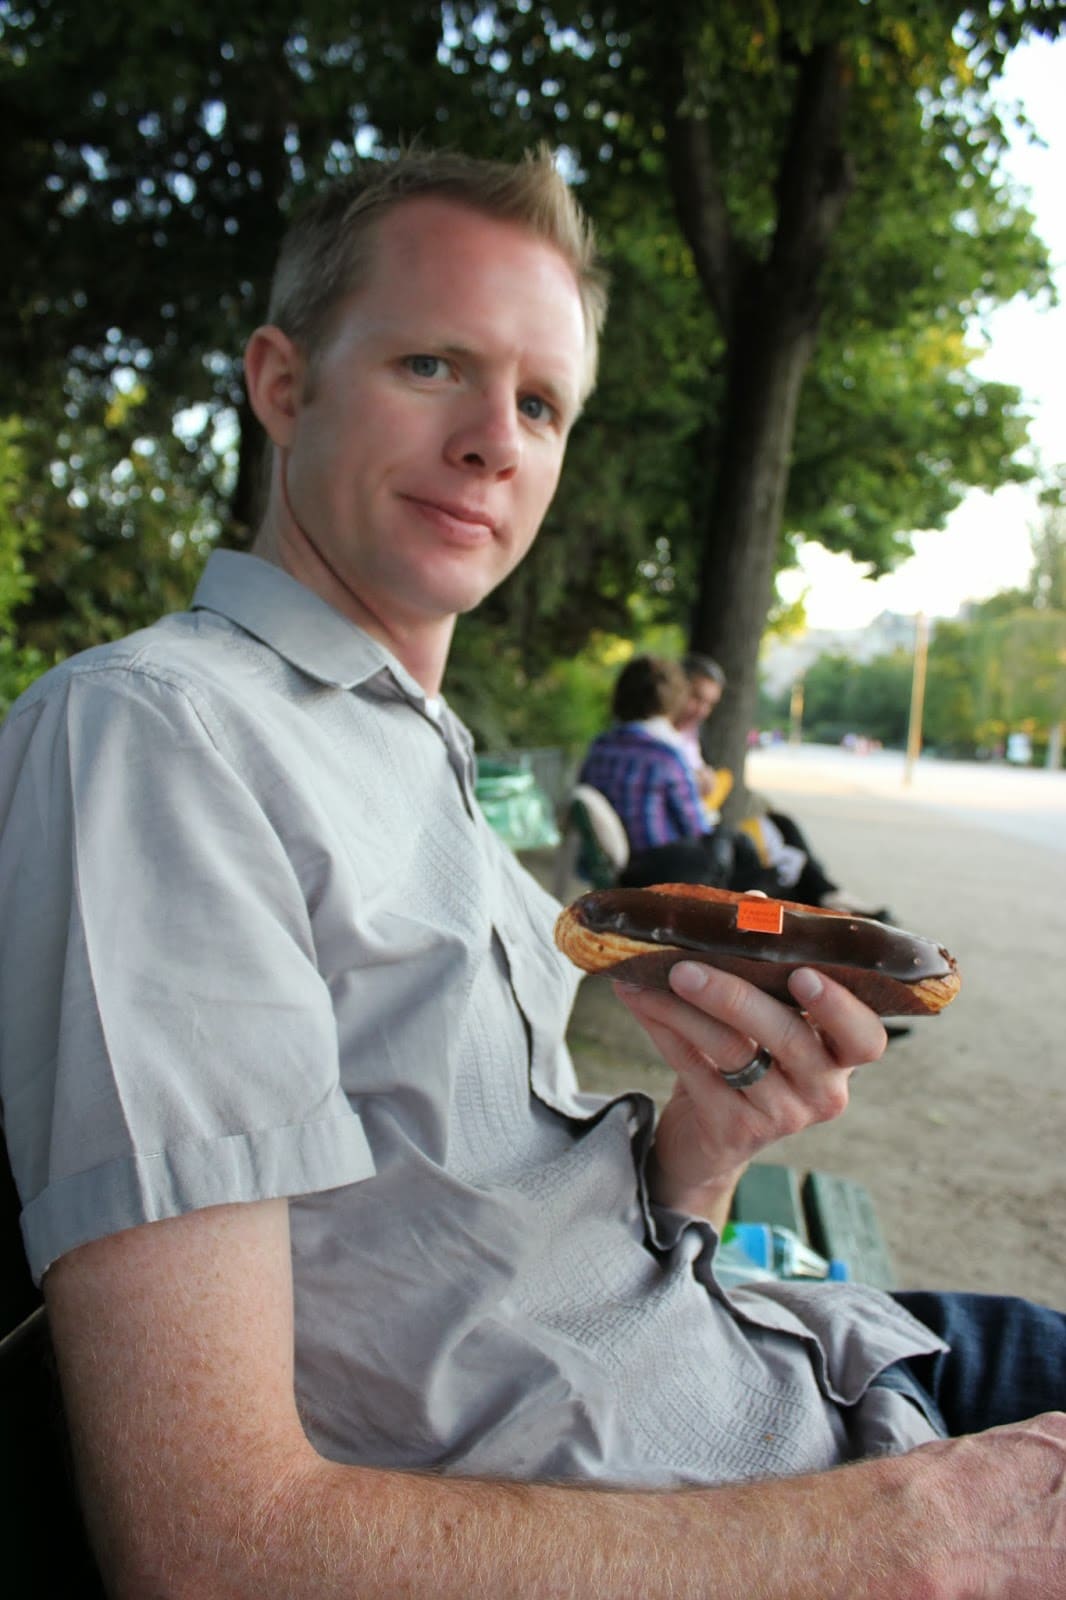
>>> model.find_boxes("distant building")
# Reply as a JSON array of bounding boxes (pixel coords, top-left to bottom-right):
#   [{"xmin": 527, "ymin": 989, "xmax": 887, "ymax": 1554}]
[{"xmin": 760, "ymin": 610, "xmax": 937, "ymax": 697}]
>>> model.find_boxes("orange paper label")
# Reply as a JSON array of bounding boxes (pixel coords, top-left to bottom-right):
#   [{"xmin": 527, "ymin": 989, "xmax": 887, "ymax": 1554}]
[{"xmin": 736, "ymin": 900, "xmax": 784, "ymax": 935}]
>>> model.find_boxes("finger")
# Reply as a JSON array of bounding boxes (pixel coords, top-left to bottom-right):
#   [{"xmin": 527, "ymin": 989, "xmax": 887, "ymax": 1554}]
[
  {"xmin": 620, "ymin": 984, "xmax": 841, "ymax": 1151},
  {"xmin": 663, "ymin": 959, "xmax": 884, "ymax": 1076},
  {"xmin": 613, "ymin": 972, "xmax": 810, "ymax": 1123},
  {"xmin": 787, "ymin": 967, "xmax": 887, "ymax": 1068},
  {"xmin": 614, "ymin": 976, "xmax": 764, "ymax": 1079},
  {"xmin": 667, "ymin": 961, "xmax": 826, "ymax": 1070},
  {"xmin": 615, "ymin": 997, "xmax": 780, "ymax": 1145},
  {"xmin": 627, "ymin": 1005, "xmax": 745, "ymax": 1096},
  {"xmin": 657, "ymin": 961, "xmax": 867, "ymax": 1117}
]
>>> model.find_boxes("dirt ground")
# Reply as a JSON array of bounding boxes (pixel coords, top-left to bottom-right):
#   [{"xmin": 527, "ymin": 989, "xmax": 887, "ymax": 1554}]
[{"xmin": 533, "ymin": 751, "xmax": 1066, "ymax": 1312}]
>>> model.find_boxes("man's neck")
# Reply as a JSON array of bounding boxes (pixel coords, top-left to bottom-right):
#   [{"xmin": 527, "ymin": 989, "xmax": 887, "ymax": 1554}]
[{"xmin": 251, "ymin": 514, "xmax": 454, "ymax": 697}]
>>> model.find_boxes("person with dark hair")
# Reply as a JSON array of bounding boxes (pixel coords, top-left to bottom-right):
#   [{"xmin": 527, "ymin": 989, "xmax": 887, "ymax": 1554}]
[
  {"xmin": 675, "ymin": 653, "xmax": 726, "ymax": 785},
  {"xmin": 578, "ymin": 654, "xmax": 761, "ymax": 889}
]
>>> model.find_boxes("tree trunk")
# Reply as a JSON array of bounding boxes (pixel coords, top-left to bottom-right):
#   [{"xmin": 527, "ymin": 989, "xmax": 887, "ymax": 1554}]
[
  {"xmin": 652, "ymin": 28, "xmax": 853, "ymax": 817},
  {"xmin": 691, "ymin": 282, "xmax": 818, "ymax": 816}
]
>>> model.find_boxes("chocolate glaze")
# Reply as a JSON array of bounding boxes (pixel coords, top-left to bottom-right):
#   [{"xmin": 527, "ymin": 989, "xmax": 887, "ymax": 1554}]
[{"xmin": 573, "ymin": 889, "xmax": 952, "ymax": 982}]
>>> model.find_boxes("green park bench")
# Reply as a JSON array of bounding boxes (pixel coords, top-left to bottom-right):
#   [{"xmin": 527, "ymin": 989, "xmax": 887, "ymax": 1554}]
[{"xmin": 727, "ymin": 1162, "xmax": 896, "ymax": 1290}]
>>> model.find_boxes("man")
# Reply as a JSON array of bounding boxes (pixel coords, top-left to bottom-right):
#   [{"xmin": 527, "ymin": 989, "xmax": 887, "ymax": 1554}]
[
  {"xmin": 1, "ymin": 148, "xmax": 1064, "ymax": 1598},
  {"xmin": 673, "ymin": 651, "xmax": 727, "ymax": 800}
]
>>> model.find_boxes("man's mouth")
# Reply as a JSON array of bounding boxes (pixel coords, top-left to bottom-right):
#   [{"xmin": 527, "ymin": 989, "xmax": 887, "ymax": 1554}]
[{"xmin": 401, "ymin": 495, "xmax": 498, "ymax": 540}]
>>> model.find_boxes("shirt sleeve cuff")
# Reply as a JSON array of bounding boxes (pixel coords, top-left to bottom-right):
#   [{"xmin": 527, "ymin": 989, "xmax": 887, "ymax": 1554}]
[{"xmin": 22, "ymin": 1110, "xmax": 376, "ymax": 1285}]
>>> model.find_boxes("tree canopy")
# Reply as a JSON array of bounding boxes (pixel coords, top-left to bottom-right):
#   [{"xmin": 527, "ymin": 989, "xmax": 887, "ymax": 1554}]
[{"xmin": 3, "ymin": 0, "xmax": 1065, "ymax": 759}]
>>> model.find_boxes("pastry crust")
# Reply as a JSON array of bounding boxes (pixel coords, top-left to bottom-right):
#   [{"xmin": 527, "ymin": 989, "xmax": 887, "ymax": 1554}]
[{"xmin": 554, "ymin": 883, "xmax": 961, "ymax": 1018}]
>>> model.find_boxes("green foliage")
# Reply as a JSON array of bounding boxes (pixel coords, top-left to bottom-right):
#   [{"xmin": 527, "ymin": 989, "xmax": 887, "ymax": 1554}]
[
  {"xmin": 1029, "ymin": 467, "xmax": 1066, "ymax": 611},
  {"xmin": 792, "ymin": 649, "xmax": 914, "ymax": 746},
  {"xmin": 849, "ymin": 652, "xmax": 915, "ymax": 747},
  {"xmin": 784, "ymin": 599, "xmax": 1066, "ymax": 761},
  {"xmin": 965, "ymin": 608, "xmax": 1066, "ymax": 748},
  {"xmin": 572, "ymin": 2, "xmax": 1063, "ymax": 789},
  {"xmin": 0, "ymin": 418, "xmax": 48, "ymax": 715},
  {"xmin": 792, "ymin": 653, "xmax": 853, "ymax": 744},
  {"xmin": 0, "ymin": 634, "xmax": 47, "ymax": 719},
  {"xmin": 0, "ymin": 419, "xmax": 38, "ymax": 627},
  {"xmin": 446, "ymin": 610, "xmax": 690, "ymax": 757},
  {"xmin": 1, "ymin": 1, "xmax": 440, "ymax": 419},
  {"xmin": 920, "ymin": 619, "xmax": 980, "ymax": 754},
  {"xmin": 445, "ymin": 623, "xmax": 619, "ymax": 757},
  {"xmin": 2, "ymin": 0, "xmax": 1065, "ymax": 758},
  {"xmin": 11, "ymin": 382, "xmax": 212, "ymax": 661},
  {"xmin": 787, "ymin": 331, "xmax": 1033, "ymax": 573}
]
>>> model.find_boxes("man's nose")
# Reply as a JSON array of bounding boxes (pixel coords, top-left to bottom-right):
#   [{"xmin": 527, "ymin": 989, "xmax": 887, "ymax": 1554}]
[{"xmin": 444, "ymin": 390, "xmax": 521, "ymax": 478}]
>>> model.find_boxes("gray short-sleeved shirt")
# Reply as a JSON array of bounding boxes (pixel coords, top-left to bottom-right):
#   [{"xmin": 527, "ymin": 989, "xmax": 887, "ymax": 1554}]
[{"xmin": 0, "ymin": 550, "xmax": 944, "ymax": 1486}]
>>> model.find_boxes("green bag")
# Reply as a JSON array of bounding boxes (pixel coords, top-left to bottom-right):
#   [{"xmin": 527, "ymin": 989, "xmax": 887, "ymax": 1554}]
[{"xmin": 475, "ymin": 760, "xmax": 561, "ymax": 852}]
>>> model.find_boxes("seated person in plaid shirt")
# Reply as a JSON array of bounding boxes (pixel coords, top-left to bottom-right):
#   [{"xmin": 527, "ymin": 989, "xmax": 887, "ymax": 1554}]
[{"xmin": 578, "ymin": 655, "xmax": 769, "ymax": 890}]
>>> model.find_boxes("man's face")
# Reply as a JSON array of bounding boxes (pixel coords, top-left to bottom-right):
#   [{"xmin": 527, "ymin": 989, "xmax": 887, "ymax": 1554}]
[
  {"xmin": 279, "ymin": 197, "xmax": 587, "ymax": 639},
  {"xmin": 678, "ymin": 675, "xmax": 723, "ymax": 730}
]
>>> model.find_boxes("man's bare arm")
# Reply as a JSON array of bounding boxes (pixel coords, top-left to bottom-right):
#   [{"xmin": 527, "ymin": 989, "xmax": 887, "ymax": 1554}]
[{"xmin": 44, "ymin": 1197, "xmax": 1066, "ymax": 1600}]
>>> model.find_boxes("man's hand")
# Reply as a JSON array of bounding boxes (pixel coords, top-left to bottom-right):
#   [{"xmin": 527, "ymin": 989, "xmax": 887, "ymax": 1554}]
[
  {"xmin": 895, "ymin": 1412, "xmax": 1066, "ymax": 1597},
  {"xmin": 616, "ymin": 959, "xmax": 886, "ymax": 1225}
]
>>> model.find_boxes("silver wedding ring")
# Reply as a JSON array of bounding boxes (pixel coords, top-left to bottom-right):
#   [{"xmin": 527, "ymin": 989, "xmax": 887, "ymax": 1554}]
[{"xmin": 720, "ymin": 1046, "xmax": 774, "ymax": 1090}]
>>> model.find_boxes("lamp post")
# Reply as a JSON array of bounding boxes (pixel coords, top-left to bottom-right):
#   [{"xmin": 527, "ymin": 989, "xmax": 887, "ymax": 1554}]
[
  {"xmin": 789, "ymin": 678, "xmax": 805, "ymax": 746},
  {"xmin": 903, "ymin": 612, "xmax": 930, "ymax": 787}
]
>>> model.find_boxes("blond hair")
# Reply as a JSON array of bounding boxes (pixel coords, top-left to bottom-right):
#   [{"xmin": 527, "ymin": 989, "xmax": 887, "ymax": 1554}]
[{"xmin": 266, "ymin": 144, "xmax": 607, "ymax": 401}]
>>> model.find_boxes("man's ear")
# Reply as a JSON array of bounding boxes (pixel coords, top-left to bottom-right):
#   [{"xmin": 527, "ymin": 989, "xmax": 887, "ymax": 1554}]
[{"xmin": 244, "ymin": 326, "xmax": 307, "ymax": 448}]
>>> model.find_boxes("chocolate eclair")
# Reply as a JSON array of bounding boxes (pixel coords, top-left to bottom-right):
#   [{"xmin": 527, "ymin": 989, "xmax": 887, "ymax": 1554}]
[{"xmin": 554, "ymin": 883, "xmax": 961, "ymax": 1017}]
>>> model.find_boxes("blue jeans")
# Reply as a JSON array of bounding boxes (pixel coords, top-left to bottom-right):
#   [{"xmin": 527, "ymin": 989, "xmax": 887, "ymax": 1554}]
[{"xmin": 886, "ymin": 1291, "xmax": 1066, "ymax": 1436}]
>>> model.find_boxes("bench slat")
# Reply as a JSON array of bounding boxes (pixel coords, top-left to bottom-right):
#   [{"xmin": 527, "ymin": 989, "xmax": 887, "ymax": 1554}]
[{"xmin": 802, "ymin": 1171, "xmax": 897, "ymax": 1289}]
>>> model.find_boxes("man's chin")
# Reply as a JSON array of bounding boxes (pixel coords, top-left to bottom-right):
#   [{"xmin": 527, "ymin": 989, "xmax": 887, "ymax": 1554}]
[{"xmin": 433, "ymin": 557, "xmax": 522, "ymax": 619}]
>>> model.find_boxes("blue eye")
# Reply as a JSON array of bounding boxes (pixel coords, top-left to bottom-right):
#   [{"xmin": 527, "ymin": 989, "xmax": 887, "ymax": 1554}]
[
  {"xmin": 405, "ymin": 355, "xmax": 447, "ymax": 379},
  {"xmin": 519, "ymin": 395, "xmax": 553, "ymax": 423}
]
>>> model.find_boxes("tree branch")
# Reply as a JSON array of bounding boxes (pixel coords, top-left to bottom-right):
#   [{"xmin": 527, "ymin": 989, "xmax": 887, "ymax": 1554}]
[
  {"xmin": 770, "ymin": 40, "xmax": 854, "ymax": 298},
  {"xmin": 652, "ymin": 25, "xmax": 748, "ymax": 336}
]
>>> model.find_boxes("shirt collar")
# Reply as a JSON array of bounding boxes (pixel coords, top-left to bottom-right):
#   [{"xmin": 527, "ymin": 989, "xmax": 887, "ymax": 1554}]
[
  {"xmin": 639, "ymin": 715, "xmax": 687, "ymax": 749},
  {"xmin": 191, "ymin": 549, "xmax": 430, "ymax": 704}
]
